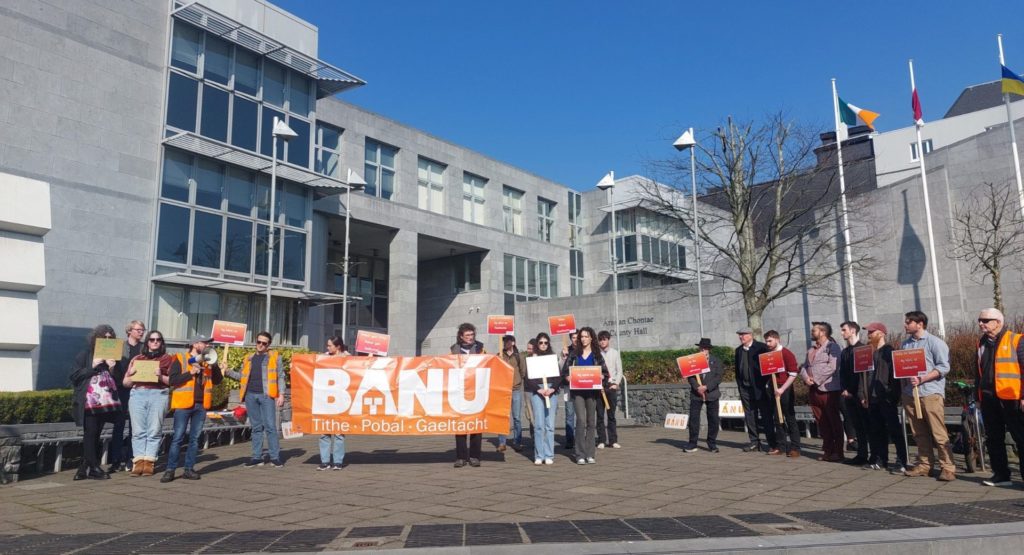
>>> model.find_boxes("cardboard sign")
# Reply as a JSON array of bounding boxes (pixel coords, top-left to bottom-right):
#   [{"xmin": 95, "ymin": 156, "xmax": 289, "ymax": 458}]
[
  {"xmin": 719, "ymin": 400, "xmax": 745, "ymax": 418},
  {"xmin": 676, "ymin": 352, "xmax": 710, "ymax": 379},
  {"xmin": 893, "ymin": 348, "xmax": 928, "ymax": 379},
  {"xmin": 853, "ymin": 345, "xmax": 874, "ymax": 373},
  {"xmin": 548, "ymin": 314, "xmax": 577, "ymax": 336},
  {"xmin": 526, "ymin": 354, "xmax": 561, "ymax": 380},
  {"xmin": 664, "ymin": 413, "xmax": 690, "ymax": 430},
  {"xmin": 93, "ymin": 338, "xmax": 124, "ymax": 361},
  {"xmin": 487, "ymin": 315, "xmax": 514, "ymax": 335},
  {"xmin": 211, "ymin": 320, "xmax": 247, "ymax": 346},
  {"xmin": 132, "ymin": 360, "xmax": 159, "ymax": 383},
  {"xmin": 354, "ymin": 330, "xmax": 390, "ymax": 356},
  {"xmin": 290, "ymin": 354, "xmax": 513, "ymax": 435},
  {"xmin": 758, "ymin": 350, "xmax": 787, "ymax": 376},
  {"xmin": 569, "ymin": 366, "xmax": 603, "ymax": 390}
]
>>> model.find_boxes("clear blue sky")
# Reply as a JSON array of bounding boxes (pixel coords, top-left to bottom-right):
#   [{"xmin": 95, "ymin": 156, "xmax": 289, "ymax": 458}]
[{"xmin": 276, "ymin": 0, "xmax": 1024, "ymax": 190}]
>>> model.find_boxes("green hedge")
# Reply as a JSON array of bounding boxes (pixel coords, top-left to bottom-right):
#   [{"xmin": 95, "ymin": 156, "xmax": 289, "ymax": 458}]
[
  {"xmin": 622, "ymin": 346, "xmax": 736, "ymax": 385},
  {"xmin": 0, "ymin": 389, "xmax": 74, "ymax": 424}
]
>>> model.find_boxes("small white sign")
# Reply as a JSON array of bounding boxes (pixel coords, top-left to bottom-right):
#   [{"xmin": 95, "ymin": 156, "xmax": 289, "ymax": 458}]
[
  {"xmin": 281, "ymin": 421, "xmax": 304, "ymax": 439},
  {"xmin": 526, "ymin": 354, "xmax": 561, "ymax": 380},
  {"xmin": 664, "ymin": 413, "xmax": 689, "ymax": 430},
  {"xmin": 719, "ymin": 400, "xmax": 745, "ymax": 418}
]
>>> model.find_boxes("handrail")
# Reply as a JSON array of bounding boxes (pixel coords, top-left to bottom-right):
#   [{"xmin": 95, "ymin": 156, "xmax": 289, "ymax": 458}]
[{"xmin": 622, "ymin": 375, "xmax": 629, "ymax": 419}]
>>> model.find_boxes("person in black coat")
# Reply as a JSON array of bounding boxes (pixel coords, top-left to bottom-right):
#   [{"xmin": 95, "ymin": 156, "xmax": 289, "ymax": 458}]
[
  {"xmin": 685, "ymin": 338, "xmax": 724, "ymax": 453},
  {"xmin": 450, "ymin": 322, "xmax": 485, "ymax": 468},
  {"xmin": 862, "ymin": 322, "xmax": 908, "ymax": 473},
  {"xmin": 734, "ymin": 327, "xmax": 775, "ymax": 452},
  {"xmin": 69, "ymin": 324, "xmax": 124, "ymax": 480}
]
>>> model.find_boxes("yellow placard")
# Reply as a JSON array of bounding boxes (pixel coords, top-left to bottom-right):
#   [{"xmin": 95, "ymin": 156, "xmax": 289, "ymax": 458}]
[
  {"xmin": 132, "ymin": 360, "xmax": 160, "ymax": 383},
  {"xmin": 94, "ymin": 338, "xmax": 124, "ymax": 361}
]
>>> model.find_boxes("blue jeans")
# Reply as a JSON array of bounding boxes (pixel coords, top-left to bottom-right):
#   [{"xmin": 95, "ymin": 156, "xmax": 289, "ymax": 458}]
[
  {"xmin": 245, "ymin": 393, "xmax": 280, "ymax": 461},
  {"xmin": 561, "ymin": 386, "xmax": 575, "ymax": 444},
  {"xmin": 129, "ymin": 388, "xmax": 167, "ymax": 461},
  {"xmin": 319, "ymin": 435, "xmax": 345, "ymax": 465},
  {"xmin": 530, "ymin": 392, "xmax": 558, "ymax": 460},
  {"xmin": 498, "ymin": 390, "xmax": 524, "ymax": 446},
  {"xmin": 166, "ymin": 406, "xmax": 206, "ymax": 471}
]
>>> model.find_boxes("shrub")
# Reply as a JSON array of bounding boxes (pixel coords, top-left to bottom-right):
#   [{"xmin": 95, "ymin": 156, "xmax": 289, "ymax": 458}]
[
  {"xmin": 622, "ymin": 346, "xmax": 735, "ymax": 385},
  {"xmin": 0, "ymin": 389, "xmax": 74, "ymax": 424}
]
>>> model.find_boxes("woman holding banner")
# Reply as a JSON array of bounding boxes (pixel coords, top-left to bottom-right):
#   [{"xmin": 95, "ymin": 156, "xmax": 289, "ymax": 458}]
[
  {"xmin": 562, "ymin": 327, "xmax": 610, "ymax": 465},
  {"xmin": 318, "ymin": 336, "xmax": 349, "ymax": 471},
  {"xmin": 527, "ymin": 333, "xmax": 562, "ymax": 464},
  {"xmin": 69, "ymin": 324, "xmax": 123, "ymax": 480}
]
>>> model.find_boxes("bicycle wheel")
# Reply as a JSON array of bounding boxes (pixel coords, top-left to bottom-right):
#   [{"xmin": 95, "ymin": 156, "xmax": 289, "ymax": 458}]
[{"xmin": 964, "ymin": 413, "xmax": 979, "ymax": 473}]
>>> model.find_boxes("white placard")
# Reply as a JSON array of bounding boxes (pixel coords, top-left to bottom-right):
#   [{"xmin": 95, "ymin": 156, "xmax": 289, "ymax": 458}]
[
  {"xmin": 719, "ymin": 400, "xmax": 745, "ymax": 418},
  {"xmin": 664, "ymin": 413, "xmax": 689, "ymax": 430},
  {"xmin": 526, "ymin": 354, "xmax": 561, "ymax": 380},
  {"xmin": 281, "ymin": 421, "xmax": 304, "ymax": 439}
]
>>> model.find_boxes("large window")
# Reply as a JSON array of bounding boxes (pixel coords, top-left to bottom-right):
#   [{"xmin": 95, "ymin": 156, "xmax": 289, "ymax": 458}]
[
  {"xmin": 537, "ymin": 197, "xmax": 555, "ymax": 243},
  {"xmin": 568, "ymin": 190, "xmax": 582, "ymax": 248},
  {"xmin": 152, "ymin": 283, "xmax": 305, "ymax": 346},
  {"xmin": 612, "ymin": 207, "xmax": 689, "ymax": 271},
  {"xmin": 364, "ymin": 139, "xmax": 397, "ymax": 200},
  {"xmin": 331, "ymin": 254, "xmax": 389, "ymax": 345},
  {"xmin": 452, "ymin": 252, "xmax": 482, "ymax": 293},
  {"xmin": 315, "ymin": 122, "xmax": 343, "ymax": 178},
  {"xmin": 417, "ymin": 157, "xmax": 446, "ymax": 214},
  {"xmin": 462, "ymin": 172, "xmax": 486, "ymax": 225},
  {"xmin": 502, "ymin": 186, "xmax": 524, "ymax": 235},
  {"xmin": 503, "ymin": 254, "xmax": 558, "ymax": 314},
  {"xmin": 570, "ymin": 249, "xmax": 584, "ymax": 296}
]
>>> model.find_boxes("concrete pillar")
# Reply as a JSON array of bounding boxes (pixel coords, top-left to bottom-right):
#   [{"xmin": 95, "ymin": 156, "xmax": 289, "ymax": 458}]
[{"xmin": 388, "ymin": 229, "xmax": 418, "ymax": 355}]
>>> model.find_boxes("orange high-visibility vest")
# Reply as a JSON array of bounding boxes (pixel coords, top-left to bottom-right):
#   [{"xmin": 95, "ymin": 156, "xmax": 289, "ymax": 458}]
[
  {"xmin": 978, "ymin": 331, "xmax": 1023, "ymax": 401},
  {"xmin": 239, "ymin": 351, "xmax": 280, "ymax": 401},
  {"xmin": 171, "ymin": 353, "xmax": 214, "ymax": 410}
]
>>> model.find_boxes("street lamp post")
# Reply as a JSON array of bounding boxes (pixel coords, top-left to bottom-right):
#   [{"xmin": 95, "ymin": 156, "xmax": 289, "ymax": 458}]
[
  {"xmin": 597, "ymin": 172, "xmax": 619, "ymax": 342},
  {"xmin": 341, "ymin": 168, "xmax": 367, "ymax": 344},
  {"xmin": 673, "ymin": 128, "xmax": 705, "ymax": 338},
  {"xmin": 266, "ymin": 117, "xmax": 298, "ymax": 333}
]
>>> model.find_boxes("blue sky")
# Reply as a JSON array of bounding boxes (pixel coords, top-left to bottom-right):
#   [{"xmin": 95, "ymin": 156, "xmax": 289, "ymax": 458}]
[{"xmin": 276, "ymin": 1, "xmax": 1024, "ymax": 190}]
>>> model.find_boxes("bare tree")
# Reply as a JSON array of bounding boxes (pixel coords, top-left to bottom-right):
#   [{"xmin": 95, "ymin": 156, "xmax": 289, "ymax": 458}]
[
  {"xmin": 640, "ymin": 113, "xmax": 878, "ymax": 335},
  {"xmin": 949, "ymin": 181, "xmax": 1024, "ymax": 312}
]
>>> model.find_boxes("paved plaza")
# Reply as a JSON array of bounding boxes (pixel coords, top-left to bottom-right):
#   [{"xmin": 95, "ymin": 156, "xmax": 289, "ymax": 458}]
[{"xmin": 1, "ymin": 427, "xmax": 1023, "ymax": 552}]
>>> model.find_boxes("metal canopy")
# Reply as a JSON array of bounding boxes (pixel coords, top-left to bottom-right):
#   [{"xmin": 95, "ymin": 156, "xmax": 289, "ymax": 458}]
[
  {"xmin": 172, "ymin": 1, "xmax": 366, "ymax": 98},
  {"xmin": 152, "ymin": 272, "xmax": 358, "ymax": 305}
]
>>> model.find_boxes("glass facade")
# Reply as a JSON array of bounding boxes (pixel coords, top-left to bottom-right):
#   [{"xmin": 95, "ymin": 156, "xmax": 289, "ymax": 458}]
[
  {"xmin": 364, "ymin": 138, "xmax": 397, "ymax": 200},
  {"xmin": 537, "ymin": 197, "xmax": 555, "ymax": 243},
  {"xmin": 462, "ymin": 172, "xmax": 486, "ymax": 225},
  {"xmin": 503, "ymin": 254, "xmax": 557, "ymax": 315},
  {"xmin": 612, "ymin": 207, "xmax": 690, "ymax": 271},
  {"xmin": 417, "ymin": 157, "xmax": 446, "ymax": 214},
  {"xmin": 502, "ymin": 186, "xmax": 524, "ymax": 235}
]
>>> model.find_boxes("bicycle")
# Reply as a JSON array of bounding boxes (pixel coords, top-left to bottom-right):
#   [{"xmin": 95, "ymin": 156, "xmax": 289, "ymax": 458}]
[{"xmin": 951, "ymin": 380, "xmax": 985, "ymax": 473}]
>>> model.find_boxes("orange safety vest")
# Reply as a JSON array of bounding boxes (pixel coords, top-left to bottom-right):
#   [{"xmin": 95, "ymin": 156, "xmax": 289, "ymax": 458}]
[
  {"xmin": 239, "ymin": 351, "xmax": 280, "ymax": 401},
  {"xmin": 171, "ymin": 353, "xmax": 214, "ymax": 410},
  {"xmin": 978, "ymin": 331, "xmax": 1023, "ymax": 401}
]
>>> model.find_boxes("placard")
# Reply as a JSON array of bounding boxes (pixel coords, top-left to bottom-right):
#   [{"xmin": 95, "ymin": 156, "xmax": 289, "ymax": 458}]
[
  {"xmin": 758, "ymin": 350, "xmax": 787, "ymax": 376},
  {"xmin": 132, "ymin": 360, "xmax": 159, "ymax": 383},
  {"xmin": 719, "ymin": 400, "xmax": 745, "ymax": 418},
  {"xmin": 487, "ymin": 315, "xmax": 514, "ymax": 335},
  {"xmin": 354, "ymin": 330, "xmax": 390, "ymax": 356},
  {"xmin": 569, "ymin": 366, "xmax": 603, "ymax": 390},
  {"xmin": 676, "ymin": 352, "xmax": 710, "ymax": 379},
  {"xmin": 93, "ymin": 338, "xmax": 124, "ymax": 361},
  {"xmin": 211, "ymin": 320, "xmax": 247, "ymax": 346},
  {"xmin": 892, "ymin": 348, "xmax": 927, "ymax": 379},
  {"xmin": 548, "ymin": 314, "xmax": 577, "ymax": 336},
  {"xmin": 853, "ymin": 345, "xmax": 874, "ymax": 373},
  {"xmin": 664, "ymin": 413, "xmax": 690, "ymax": 430},
  {"xmin": 526, "ymin": 354, "xmax": 561, "ymax": 380},
  {"xmin": 280, "ymin": 421, "xmax": 304, "ymax": 439}
]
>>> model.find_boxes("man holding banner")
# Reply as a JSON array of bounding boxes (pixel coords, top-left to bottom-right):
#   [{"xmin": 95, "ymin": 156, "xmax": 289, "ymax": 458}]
[
  {"xmin": 451, "ymin": 323, "xmax": 486, "ymax": 467},
  {"xmin": 899, "ymin": 311, "xmax": 954, "ymax": 481},
  {"xmin": 734, "ymin": 328, "xmax": 773, "ymax": 452},
  {"xmin": 764, "ymin": 331, "xmax": 800, "ymax": 457},
  {"xmin": 684, "ymin": 338, "xmax": 723, "ymax": 453}
]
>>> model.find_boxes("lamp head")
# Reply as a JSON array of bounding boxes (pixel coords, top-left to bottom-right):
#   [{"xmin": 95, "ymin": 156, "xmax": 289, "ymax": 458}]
[
  {"xmin": 346, "ymin": 169, "xmax": 367, "ymax": 191},
  {"xmin": 596, "ymin": 171, "xmax": 615, "ymax": 191},
  {"xmin": 272, "ymin": 118, "xmax": 299, "ymax": 140},
  {"xmin": 673, "ymin": 128, "xmax": 696, "ymax": 151}
]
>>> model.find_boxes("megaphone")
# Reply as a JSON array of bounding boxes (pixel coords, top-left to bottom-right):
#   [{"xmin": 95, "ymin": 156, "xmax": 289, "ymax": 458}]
[{"xmin": 188, "ymin": 347, "xmax": 218, "ymax": 365}]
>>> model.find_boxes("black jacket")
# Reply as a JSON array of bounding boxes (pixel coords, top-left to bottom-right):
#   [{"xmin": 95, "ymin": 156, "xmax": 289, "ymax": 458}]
[
  {"xmin": 524, "ymin": 352, "xmax": 565, "ymax": 393},
  {"xmin": 688, "ymin": 353, "xmax": 725, "ymax": 402},
  {"xmin": 864, "ymin": 345, "xmax": 900, "ymax": 406},
  {"xmin": 734, "ymin": 341, "xmax": 770, "ymax": 398},
  {"xmin": 70, "ymin": 350, "xmax": 123, "ymax": 427},
  {"xmin": 839, "ymin": 341, "xmax": 864, "ymax": 396},
  {"xmin": 450, "ymin": 341, "xmax": 485, "ymax": 355},
  {"xmin": 561, "ymin": 348, "xmax": 610, "ymax": 398}
]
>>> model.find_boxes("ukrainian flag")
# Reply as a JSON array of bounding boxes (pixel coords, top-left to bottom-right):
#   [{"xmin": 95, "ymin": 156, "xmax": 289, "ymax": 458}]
[{"xmin": 1002, "ymin": 65, "xmax": 1024, "ymax": 96}]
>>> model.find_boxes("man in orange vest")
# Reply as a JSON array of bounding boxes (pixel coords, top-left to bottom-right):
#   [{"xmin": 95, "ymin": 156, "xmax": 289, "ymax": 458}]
[
  {"xmin": 162, "ymin": 334, "xmax": 222, "ymax": 482},
  {"xmin": 224, "ymin": 331, "xmax": 287, "ymax": 468},
  {"xmin": 976, "ymin": 308, "xmax": 1024, "ymax": 487}
]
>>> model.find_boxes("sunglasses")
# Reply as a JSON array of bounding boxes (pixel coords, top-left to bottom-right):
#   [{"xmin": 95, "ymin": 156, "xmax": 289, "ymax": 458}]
[
  {"xmin": 256, "ymin": 340, "xmax": 270, "ymax": 346},
  {"xmin": 978, "ymin": 318, "xmax": 998, "ymax": 324},
  {"xmin": 538, "ymin": 341, "xmax": 549, "ymax": 345},
  {"xmin": 147, "ymin": 337, "xmax": 163, "ymax": 343}
]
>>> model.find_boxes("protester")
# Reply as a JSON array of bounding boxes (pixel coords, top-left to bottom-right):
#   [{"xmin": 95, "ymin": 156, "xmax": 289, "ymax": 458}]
[
  {"xmin": 224, "ymin": 331, "xmax": 286, "ymax": 468},
  {"xmin": 497, "ymin": 334, "xmax": 527, "ymax": 452},
  {"xmin": 839, "ymin": 321, "xmax": 870, "ymax": 465},
  {"xmin": 107, "ymin": 320, "xmax": 144, "ymax": 473},
  {"xmin": 318, "ymin": 336, "xmax": 348, "ymax": 470},
  {"xmin": 526, "ymin": 338, "xmax": 536, "ymax": 356},
  {"xmin": 562, "ymin": 327, "xmax": 609, "ymax": 465},
  {"xmin": 764, "ymin": 331, "xmax": 801, "ymax": 457},
  {"xmin": 975, "ymin": 308, "xmax": 1024, "ymax": 487},
  {"xmin": 69, "ymin": 324, "xmax": 122, "ymax": 480},
  {"xmin": 123, "ymin": 330, "xmax": 176, "ymax": 477},
  {"xmin": 559, "ymin": 331, "xmax": 579, "ymax": 451},
  {"xmin": 450, "ymin": 323, "xmax": 485, "ymax": 467},
  {"xmin": 900, "ymin": 311, "xmax": 955, "ymax": 481},
  {"xmin": 734, "ymin": 327, "xmax": 774, "ymax": 452},
  {"xmin": 527, "ymin": 332, "xmax": 562, "ymax": 464},
  {"xmin": 161, "ymin": 334, "xmax": 223, "ymax": 482},
  {"xmin": 799, "ymin": 322, "xmax": 844, "ymax": 462},
  {"xmin": 684, "ymin": 338, "xmax": 723, "ymax": 453},
  {"xmin": 596, "ymin": 330, "xmax": 622, "ymax": 449},
  {"xmin": 862, "ymin": 322, "xmax": 908, "ymax": 473}
]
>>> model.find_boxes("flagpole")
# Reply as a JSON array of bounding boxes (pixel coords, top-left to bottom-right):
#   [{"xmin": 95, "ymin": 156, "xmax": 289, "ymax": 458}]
[
  {"xmin": 998, "ymin": 34, "xmax": 1024, "ymax": 217},
  {"xmin": 908, "ymin": 60, "xmax": 946, "ymax": 338},
  {"xmin": 830, "ymin": 78, "xmax": 858, "ymax": 322}
]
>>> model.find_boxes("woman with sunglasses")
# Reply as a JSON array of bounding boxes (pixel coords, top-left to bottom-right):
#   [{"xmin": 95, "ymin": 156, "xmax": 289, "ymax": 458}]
[
  {"xmin": 123, "ymin": 330, "xmax": 178, "ymax": 476},
  {"xmin": 561, "ymin": 326, "xmax": 610, "ymax": 465},
  {"xmin": 69, "ymin": 324, "xmax": 123, "ymax": 480},
  {"xmin": 525, "ymin": 333, "xmax": 562, "ymax": 465}
]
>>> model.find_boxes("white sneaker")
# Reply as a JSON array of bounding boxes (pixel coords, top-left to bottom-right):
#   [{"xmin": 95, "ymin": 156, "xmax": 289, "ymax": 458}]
[
  {"xmin": 534, "ymin": 459, "xmax": 543, "ymax": 465},
  {"xmin": 577, "ymin": 458, "xmax": 586, "ymax": 465},
  {"xmin": 611, "ymin": 443, "xmax": 621, "ymax": 449},
  {"xmin": 544, "ymin": 458, "xmax": 554, "ymax": 465},
  {"xmin": 597, "ymin": 443, "xmax": 605, "ymax": 449},
  {"xmin": 586, "ymin": 457, "xmax": 596, "ymax": 464}
]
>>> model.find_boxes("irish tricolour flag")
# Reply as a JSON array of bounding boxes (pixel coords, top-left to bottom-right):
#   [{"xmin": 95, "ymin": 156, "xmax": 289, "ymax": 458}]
[{"xmin": 838, "ymin": 98, "xmax": 879, "ymax": 130}]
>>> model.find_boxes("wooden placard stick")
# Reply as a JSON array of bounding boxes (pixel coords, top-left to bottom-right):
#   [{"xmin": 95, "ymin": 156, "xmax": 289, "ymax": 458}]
[
  {"xmin": 772, "ymin": 373, "xmax": 785, "ymax": 424},
  {"xmin": 696, "ymin": 374, "xmax": 706, "ymax": 401},
  {"xmin": 542, "ymin": 376, "xmax": 550, "ymax": 409},
  {"xmin": 861, "ymin": 372, "xmax": 869, "ymax": 404},
  {"xmin": 600, "ymin": 388, "xmax": 610, "ymax": 410},
  {"xmin": 913, "ymin": 383, "xmax": 922, "ymax": 415}
]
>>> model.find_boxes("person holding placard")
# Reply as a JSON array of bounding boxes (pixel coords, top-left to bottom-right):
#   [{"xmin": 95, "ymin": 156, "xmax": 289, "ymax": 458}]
[
  {"xmin": 862, "ymin": 322, "xmax": 908, "ymax": 473},
  {"xmin": 734, "ymin": 327, "xmax": 773, "ymax": 452},
  {"xmin": 899, "ymin": 311, "xmax": 954, "ymax": 481},
  {"xmin": 122, "ymin": 330, "xmax": 177, "ymax": 477},
  {"xmin": 596, "ymin": 330, "xmax": 622, "ymax": 449},
  {"xmin": 562, "ymin": 327, "xmax": 610, "ymax": 465},
  {"xmin": 224, "ymin": 331, "xmax": 287, "ymax": 468},
  {"xmin": 799, "ymin": 322, "xmax": 844, "ymax": 462},
  {"xmin": 69, "ymin": 324, "xmax": 123, "ymax": 480},
  {"xmin": 107, "ymin": 320, "xmax": 145, "ymax": 473},
  {"xmin": 316, "ymin": 336, "xmax": 349, "ymax": 471},
  {"xmin": 764, "ymin": 331, "xmax": 801, "ymax": 458},
  {"xmin": 497, "ymin": 335, "xmax": 527, "ymax": 453},
  {"xmin": 161, "ymin": 334, "xmax": 224, "ymax": 483},
  {"xmin": 839, "ymin": 322, "xmax": 870, "ymax": 466},
  {"xmin": 450, "ymin": 323, "xmax": 486, "ymax": 467},
  {"xmin": 975, "ymin": 308, "xmax": 1024, "ymax": 487},
  {"xmin": 526, "ymin": 333, "xmax": 562, "ymax": 464},
  {"xmin": 558, "ymin": 331, "xmax": 578, "ymax": 451},
  {"xmin": 685, "ymin": 338, "xmax": 723, "ymax": 453}
]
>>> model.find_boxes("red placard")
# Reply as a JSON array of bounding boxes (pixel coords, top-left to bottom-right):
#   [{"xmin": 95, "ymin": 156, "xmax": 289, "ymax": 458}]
[
  {"xmin": 569, "ymin": 366, "xmax": 603, "ymax": 390},
  {"xmin": 758, "ymin": 351, "xmax": 787, "ymax": 376},
  {"xmin": 354, "ymin": 330, "xmax": 391, "ymax": 356},
  {"xmin": 676, "ymin": 352, "xmax": 710, "ymax": 379},
  {"xmin": 892, "ymin": 348, "xmax": 927, "ymax": 379},
  {"xmin": 211, "ymin": 320, "xmax": 247, "ymax": 346},
  {"xmin": 487, "ymin": 315, "xmax": 514, "ymax": 335},
  {"xmin": 853, "ymin": 345, "xmax": 874, "ymax": 373},
  {"xmin": 548, "ymin": 314, "xmax": 577, "ymax": 336}
]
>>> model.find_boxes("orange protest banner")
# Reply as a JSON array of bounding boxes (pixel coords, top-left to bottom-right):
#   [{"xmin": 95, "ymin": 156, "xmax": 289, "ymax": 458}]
[
  {"xmin": 487, "ymin": 315, "xmax": 514, "ymax": 335},
  {"xmin": 290, "ymin": 354, "xmax": 513, "ymax": 435},
  {"xmin": 354, "ymin": 330, "xmax": 391, "ymax": 356},
  {"xmin": 548, "ymin": 314, "xmax": 577, "ymax": 336},
  {"xmin": 676, "ymin": 352, "xmax": 710, "ymax": 379},
  {"xmin": 892, "ymin": 348, "xmax": 927, "ymax": 379},
  {"xmin": 853, "ymin": 345, "xmax": 874, "ymax": 373},
  {"xmin": 211, "ymin": 320, "xmax": 247, "ymax": 345},
  {"xmin": 569, "ymin": 366, "xmax": 603, "ymax": 390},
  {"xmin": 758, "ymin": 351, "xmax": 787, "ymax": 377}
]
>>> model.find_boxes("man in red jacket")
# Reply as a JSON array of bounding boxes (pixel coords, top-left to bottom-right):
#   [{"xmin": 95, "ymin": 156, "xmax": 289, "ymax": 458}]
[{"xmin": 765, "ymin": 330, "xmax": 801, "ymax": 458}]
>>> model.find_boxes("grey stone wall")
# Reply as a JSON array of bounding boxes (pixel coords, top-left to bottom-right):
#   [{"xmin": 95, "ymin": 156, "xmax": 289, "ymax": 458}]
[{"xmin": 624, "ymin": 382, "xmax": 741, "ymax": 426}]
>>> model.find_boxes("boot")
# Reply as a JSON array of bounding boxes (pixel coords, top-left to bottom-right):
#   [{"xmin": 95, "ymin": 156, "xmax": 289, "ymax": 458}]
[
  {"xmin": 129, "ymin": 460, "xmax": 144, "ymax": 477},
  {"xmin": 88, "ymin": 466, "xmax": 110, "ymax": 480},
  {"xmin": 142, "ymin": 460, "xmax": 155, "ymax": 476},
  {"xmin": 73, "ymin": 465, "xmax": 89, "ymax": 481}
]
